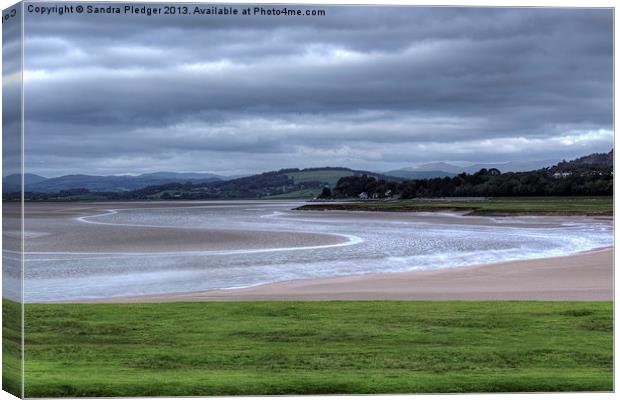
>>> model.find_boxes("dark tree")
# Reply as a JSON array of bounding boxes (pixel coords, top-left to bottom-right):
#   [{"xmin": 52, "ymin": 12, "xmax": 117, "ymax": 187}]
[{"xmin": 318, "ymin": 187, "xmax": 332, "ymax": 198}]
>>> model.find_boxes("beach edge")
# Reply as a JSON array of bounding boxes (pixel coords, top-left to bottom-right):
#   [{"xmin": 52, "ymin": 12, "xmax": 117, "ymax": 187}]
[{"xmin": 82, "ymin": 246, "xmax": 614, "ymax": 303}]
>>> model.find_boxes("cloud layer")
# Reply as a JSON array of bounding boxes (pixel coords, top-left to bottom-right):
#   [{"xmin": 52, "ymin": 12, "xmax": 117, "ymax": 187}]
[{"xmin": 19, "ymin": 5, "xmax": 613, "ymax": 176}]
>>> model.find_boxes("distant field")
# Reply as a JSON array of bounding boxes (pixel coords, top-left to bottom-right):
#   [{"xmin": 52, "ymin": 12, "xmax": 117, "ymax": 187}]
[
  {"xmin": 266, "ymin": 188, "xmax": 322, "ymax": 199},
  {"xmin": 296, "ymin": 196, "xmax": 613, "ymax": 215},
  {"xmin": 5, "ymin": 300, "xmax": 612, "ymax": 396},
  {"xmin": 286, "ymin": 169, "xmax": 364, "ymax": 187}
]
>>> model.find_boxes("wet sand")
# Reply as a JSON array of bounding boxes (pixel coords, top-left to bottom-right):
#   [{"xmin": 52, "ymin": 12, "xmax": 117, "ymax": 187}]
[
  {"xmin": 14, "ymin": 202, "xmax": 346, "ymax": 252},
  {"xmin": 110, "ymin": 247, "xmax": 613, "ymax": 302},
  {"xmin": 8, "ymin": 202, "xmax": 613, "ymax": 303}
]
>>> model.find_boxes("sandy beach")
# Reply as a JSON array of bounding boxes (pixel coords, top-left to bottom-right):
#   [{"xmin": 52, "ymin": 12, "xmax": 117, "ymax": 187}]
[
  {"xmin": 9, "ymin": 201, "xmax": 613, "ymax": 303},
  {"xmin": 16, "ymin": 202, "xmax": 346, "ymax": 252},
  {"xmin": 98, "ymin": 247, "xmax": 613, "ymax": 303}
]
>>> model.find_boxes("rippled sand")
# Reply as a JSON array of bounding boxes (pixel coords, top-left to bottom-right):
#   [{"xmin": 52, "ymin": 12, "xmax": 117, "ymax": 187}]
[{"xmin": 112, "ymin": 247, "xmax": 613, "ymax": 302}]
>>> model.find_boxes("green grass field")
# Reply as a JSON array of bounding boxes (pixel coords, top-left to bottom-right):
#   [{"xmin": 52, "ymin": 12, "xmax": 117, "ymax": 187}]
[
  {"xmin": 297, "ymin": 196, "xmax": 613, "ymax": 215},
  {"xmin": 266, "ymin": 188, "xmax": 322, "ymax": 199},
  {"xmin": 2, "ymin": 300, "xmax": 613, "ymax": 397},
  {"xmin": 2, "ymin": 299, "xmax": 22, "ymax": 397}
]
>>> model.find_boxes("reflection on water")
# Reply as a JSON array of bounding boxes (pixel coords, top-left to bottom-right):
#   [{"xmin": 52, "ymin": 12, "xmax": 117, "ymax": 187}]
[{"xmin": 16, "ymin": 201, "xmax": 614, "ymax": 302}]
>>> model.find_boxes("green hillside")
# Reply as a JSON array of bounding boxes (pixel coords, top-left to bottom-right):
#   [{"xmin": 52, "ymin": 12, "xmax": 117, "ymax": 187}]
[
  {"xmin": 266, "ymin": 188, "xmax": 322, "ymax": 199},
  {"xmin": 286, "ymin": 169, "xmax": 364, "ymax": 187},
  {"xmin": 17, "ymin": 167, "xmax": 390, "ymax": 202}
]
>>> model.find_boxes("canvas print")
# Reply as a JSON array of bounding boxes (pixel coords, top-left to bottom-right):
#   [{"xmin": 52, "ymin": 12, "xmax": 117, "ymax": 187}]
[{"xmin": 2, "ymin": 1, "xmax": 614, "ymax": 397}]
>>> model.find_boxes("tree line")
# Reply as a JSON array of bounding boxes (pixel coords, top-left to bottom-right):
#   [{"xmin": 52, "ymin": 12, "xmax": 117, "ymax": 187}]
[{"xmin": 324, "ymin": 166, "xmax": 612, "ymax": 199}]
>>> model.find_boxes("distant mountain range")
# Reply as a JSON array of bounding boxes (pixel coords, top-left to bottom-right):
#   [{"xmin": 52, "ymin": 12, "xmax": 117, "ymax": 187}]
[
  {"xmin": 3, "ymin": 172, "xmax": 225, "ymax": 193},
  {"xmin": 3, "ymin": 173, "xmax": 48, "ymax": 191},
  {"xmin": 3, "ymin": 152, "xmax": 612, "ymax": 198},
  {"xmin": 385, "ymin": 159, "xmax": 560, "ymax": 179},
  {"xmin": 5, "ymin": 167, "xmax": 401, "ymax": 201},
  {"xmin": 383, "ymin": 170, "xmax": 457, "ymax": 180}
]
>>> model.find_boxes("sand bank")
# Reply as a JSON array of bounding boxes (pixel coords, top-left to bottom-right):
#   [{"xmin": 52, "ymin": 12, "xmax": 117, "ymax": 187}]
[
  {"xmin": 17, "ymin": 202, "xmax": 346, "ymax": 252},
  {"xmin": 110, "ymin": 247, "xmax": 613, "ymax": 302}
]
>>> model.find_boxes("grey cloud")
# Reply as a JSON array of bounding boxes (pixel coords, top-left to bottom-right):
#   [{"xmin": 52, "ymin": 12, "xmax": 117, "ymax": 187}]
[{"xmin": 15, "ymin": 4, "xmax": 614, "ymax": 176}]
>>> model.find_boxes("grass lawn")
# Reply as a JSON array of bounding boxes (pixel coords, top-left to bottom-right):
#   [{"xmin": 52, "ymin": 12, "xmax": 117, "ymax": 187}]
[
  {"xmin": 2, "ymin": 298, "xmax": 22, "ymax": 397},
  {"xmin": 296, "ymin": 196, "xmax": 613, "ymax": 215},
  {"xmin": 2, "ymin": 300, "xmax": 613, "ymax": 396},
  {"xmin": 266, "ymin": 188, "xmax": 322, "ymax": 199}
]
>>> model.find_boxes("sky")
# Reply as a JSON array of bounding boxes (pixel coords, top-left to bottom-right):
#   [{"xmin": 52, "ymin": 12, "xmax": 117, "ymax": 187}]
[{"xmin": 12, "ymin": 4, "xmax": 614, "ymax": 177}]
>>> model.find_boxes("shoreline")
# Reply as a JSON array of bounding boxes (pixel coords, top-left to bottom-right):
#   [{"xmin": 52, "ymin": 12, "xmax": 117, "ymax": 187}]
[
  {"xmin": 293, "ymin": 198, "xmax": 613, "ymax": 217},
  {"xmin": 86, "ymin": 246, "xmax": 614, "ymax": 303},
  {"xmin": 297, "ymin": 206, "xmax": 614, "ymax": 217}
]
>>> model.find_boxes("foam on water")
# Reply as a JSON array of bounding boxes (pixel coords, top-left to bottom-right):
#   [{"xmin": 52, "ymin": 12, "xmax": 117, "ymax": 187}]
[{"xmin": 21, "ymin": 202, "xmax": 613, "ymax": 302}]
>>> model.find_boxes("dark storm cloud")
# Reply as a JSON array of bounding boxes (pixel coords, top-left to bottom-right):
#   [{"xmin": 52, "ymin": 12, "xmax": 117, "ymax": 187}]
[
  {"xmin": 19, "ymin": 4, "xmax": 613, "ymax": 176},
  {"xmin": 3, "ymin": 6, "xmax": 23, "ymax": 176}
]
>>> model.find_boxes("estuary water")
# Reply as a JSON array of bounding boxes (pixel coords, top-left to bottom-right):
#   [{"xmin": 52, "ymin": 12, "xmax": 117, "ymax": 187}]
[{"xmin": 10, "ymin": 201, "xmax": 614, "ymax": 302}]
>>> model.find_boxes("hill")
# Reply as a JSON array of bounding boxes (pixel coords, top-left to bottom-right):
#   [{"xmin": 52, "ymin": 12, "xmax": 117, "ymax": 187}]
[
  {"xmin": 285, "ymin": 167, "xmax": 395, "ymax": 185},
  {"xmin": 384, "ymin": 170, "xmax": 456, "ymax": 180},
  {"xmin": 2, "ymin": 173, "xmax": 47, "ymax": 192},
  {"xmin": 463, "ymin": 160, "xmax": 559, "ymax": 174},
  {"xmin": 3, "ymin": 172, "xmax": 225, "ymax": 193},
  {"xmin": 145, "ymin": 168, "xmax": 397, "ymax": 200},
  {"xmin": 326, "ymin": 151, "xmax": 613, "ymax": 199},
  {"xmin": 551, "ymin": 150, "xmax": 613, "ymax": 172},
  {"xmin": 13, "ymin": 167, "xmax": 397, "ymax": 201},
  {"xmin": 4, "ymin": 168, "xmax": 392, "ymax": 196},
  {"xmin": 7, "ymin": 152, "xmax": 612, "ymax": 201},
  {"xmin": 389, "ymin": 159, "xmax": 560, "ymax": 177}
]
